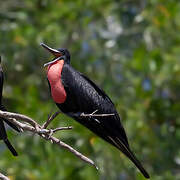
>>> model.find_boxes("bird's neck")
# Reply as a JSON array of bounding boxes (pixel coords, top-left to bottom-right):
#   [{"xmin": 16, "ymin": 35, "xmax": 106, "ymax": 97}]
[{"xmin": 47, "ymin": 60, "xmax": 67, "ymax": 103}]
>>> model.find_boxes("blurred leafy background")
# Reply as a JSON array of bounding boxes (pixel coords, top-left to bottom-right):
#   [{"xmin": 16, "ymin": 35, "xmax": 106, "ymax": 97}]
[{"xmin": 0, "ymin": 0, "xmax": 180, "ymax": 179}]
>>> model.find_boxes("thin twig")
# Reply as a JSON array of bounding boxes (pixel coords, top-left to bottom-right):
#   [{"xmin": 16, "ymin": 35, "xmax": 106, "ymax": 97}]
[
  {"xmin": 39, "ymin": 134, "xmax": 98, "ymax": 169},
  {"xmin": 0, "ymin": 110, "xmax": 97, "ymax": 169},
  {"xmin": 42, "ymin": 111, "xmax": 60, "ymax": 129},
  {"xmin": 81, "ymin": 112, "xmax": 115, "ymax": 117},
  {"xmin": 80, "ymin": 109, "xmax": 115, "ymax": 117},
  {"xmin": 52, "ymin": 126, "xmax": 73, "ymax": 133}
]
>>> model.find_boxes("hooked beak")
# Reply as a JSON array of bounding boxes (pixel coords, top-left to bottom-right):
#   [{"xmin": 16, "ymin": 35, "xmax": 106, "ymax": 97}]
[
  {"xmin": 43, "ymin": 56, "xmax": 62, "ymax": 67},
  {"xmin": 40, "ymin": 43, "xmax": 62, "ymax": 57},
  {"xmin": 40, "ymin": 43, "xmax": 62, "ymax": 67}
]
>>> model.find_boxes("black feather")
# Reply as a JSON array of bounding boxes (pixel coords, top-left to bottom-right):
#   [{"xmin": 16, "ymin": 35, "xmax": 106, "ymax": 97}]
[
  {"xmin": 43, "ymin": 45, "xmax": 150, "ymax": 178},
  {"xmin": 0, "ymin": 62, "xmax": 18, "ymax": 156},
  {"xmin": 53, "ymin": 63, "xmax": 149, "ymax": 178}
]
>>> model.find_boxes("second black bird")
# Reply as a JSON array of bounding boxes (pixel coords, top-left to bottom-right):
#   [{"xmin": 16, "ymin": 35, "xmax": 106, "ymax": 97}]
[{"xmin": 0, "ymin": 56, "xmax": 19, "ymax": 156}]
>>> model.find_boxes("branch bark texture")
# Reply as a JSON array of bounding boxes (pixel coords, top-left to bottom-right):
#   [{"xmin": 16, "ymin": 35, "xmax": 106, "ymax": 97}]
[{"xmin": 0, "ymin": 110, "xmax": 98, "ymax": 170}]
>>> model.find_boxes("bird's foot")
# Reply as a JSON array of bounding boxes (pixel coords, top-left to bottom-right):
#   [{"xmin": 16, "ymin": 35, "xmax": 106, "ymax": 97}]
[
  {"xmin": 67, "ymin": 110, "xmax": 98, "ymax": 118},
  {"xmin": 67, "ymin": 110, "xmax": 115, "ymax": 118},
  {"xmin": 80, "ymin": 110, "xmax": 115, "ymax": 117}
]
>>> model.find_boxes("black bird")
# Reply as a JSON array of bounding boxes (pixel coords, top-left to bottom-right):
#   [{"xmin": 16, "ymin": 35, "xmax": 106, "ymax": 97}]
[
  {"xmin": 0, "ymin": 56, "xmax": 19, "ymax": 156},
  {"xmin": 41, "ymin": 43, "xmax": 150, "ymax": 178}
]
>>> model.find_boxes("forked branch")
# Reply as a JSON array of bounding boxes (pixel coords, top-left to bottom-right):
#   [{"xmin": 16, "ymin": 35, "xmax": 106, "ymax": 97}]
[{"xmin": 0, "ymin": 110, "xmax": 98, "ymax": 170}]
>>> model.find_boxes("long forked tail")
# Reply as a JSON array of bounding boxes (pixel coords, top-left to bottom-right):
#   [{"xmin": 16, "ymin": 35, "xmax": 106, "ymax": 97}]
[
  {"xmin": 109, "ymin": 136, "xmax": 150, "ymax": 179},
  {"xmin": 124, "ymin": 146, "xmax": 150, "ymax": 178},
  {"xmin": 0, "ymin": 120, "xmax": 18, "ymax": 156},
  {"xmin": 4, "ymin": 138, "xmax": 18, "ymax": 156}
]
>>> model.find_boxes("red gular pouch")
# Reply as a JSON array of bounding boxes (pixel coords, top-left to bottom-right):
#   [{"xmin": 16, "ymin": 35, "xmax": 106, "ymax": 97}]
[{"xmin": 47, "ymin": 60, "xmax": 67, "ymax": 103}]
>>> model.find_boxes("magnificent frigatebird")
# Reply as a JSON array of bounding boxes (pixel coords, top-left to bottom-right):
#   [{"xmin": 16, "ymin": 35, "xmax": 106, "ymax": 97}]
[
  {"xmin": 41, "ymin": 43, "xmax": 150, "ymax": 178},
  {"xmin": 0, "ymin": 56, "xmax": 19, "ymax": 156}
]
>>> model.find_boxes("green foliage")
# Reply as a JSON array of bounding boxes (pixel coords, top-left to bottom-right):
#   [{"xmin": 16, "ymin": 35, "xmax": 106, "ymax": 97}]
[{"xmin": 0, "ymin": 0, "xmax": 180, "ymax": 179}]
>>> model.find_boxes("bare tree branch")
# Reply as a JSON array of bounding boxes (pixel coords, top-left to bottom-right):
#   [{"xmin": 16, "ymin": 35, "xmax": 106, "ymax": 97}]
[
  {"xmin": 0, "ymin": 110, "xmax": 98, "ymax": 170},
  {"xmin": 0, "ymin": 172, "xmax": 10, "ymax": 180},
  {"xmin": 1, "ymin": 111, "xmax": 40, "ymax": 128}
]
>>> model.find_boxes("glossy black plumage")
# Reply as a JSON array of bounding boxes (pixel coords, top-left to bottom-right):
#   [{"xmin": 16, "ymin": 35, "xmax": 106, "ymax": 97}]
[
  {"xmin": 41, "ymin": 43, "xmax": 150, "ymax": 178},
  {"xmin": 0, "ymin": 57, "xmax": 19, "ymax": 156}
]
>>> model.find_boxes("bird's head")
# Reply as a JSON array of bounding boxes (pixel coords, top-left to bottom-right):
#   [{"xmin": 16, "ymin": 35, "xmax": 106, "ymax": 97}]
[{"xmin": 40, "ymin": 43, "xmax": 70, "ymax": 67}]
